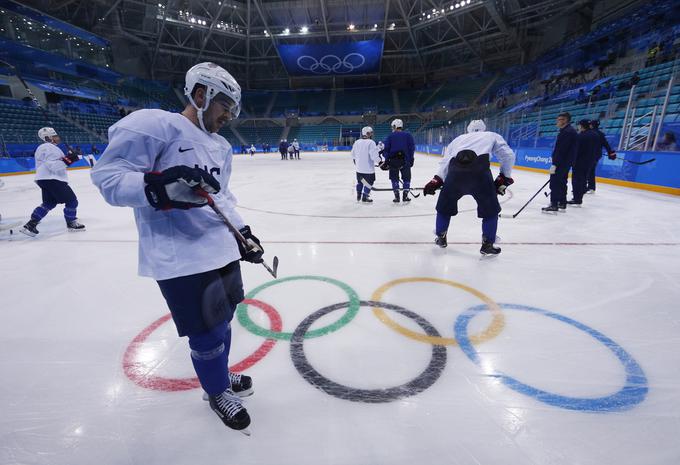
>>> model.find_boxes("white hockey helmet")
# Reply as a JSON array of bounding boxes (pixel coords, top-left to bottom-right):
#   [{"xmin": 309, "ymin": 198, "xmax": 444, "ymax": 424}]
[
  {"xmin": 184, "ymin": 62, "xmax": 241, "ymax": 132},
  {"xmin": 38, "ymin": 127, "xmax": 58, "ymax": 142},
  {"xmin": 391, "ymin": 118, "xmax": 404, "ymax": 130},
  {"xmin": 467, "ymin": 119, "xmax": 486, "ymax": 133},
  {"xmin": 361, "ymin": 126, "xmax": 374, "ymax": 137}
]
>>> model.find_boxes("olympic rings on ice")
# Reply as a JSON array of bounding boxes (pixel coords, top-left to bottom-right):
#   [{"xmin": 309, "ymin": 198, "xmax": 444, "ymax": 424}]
[
  {"xmin": 454, "ymin": 303, "xmax": 649, "ymax": 412},
  {"xmin": 297, "ymin": 53, "xmax": 366, "ymax": 74},
  {"xmin": 124, "ymin": 275, "xmax": 648, "ymax": 412},
  {"xmin": 123, "ymin": 299, "xmax": 282, "ymax": 391},
  {"xmin": 237, "ymin": 275, "xmax": 360, "ymax": 340},
  {"xmin": 290, "ymin": 301, "xmax": 447, "ymax": 403},
  {"xmin": 370, "ymin": 277, "xmax": 504, "ymax": 346}
]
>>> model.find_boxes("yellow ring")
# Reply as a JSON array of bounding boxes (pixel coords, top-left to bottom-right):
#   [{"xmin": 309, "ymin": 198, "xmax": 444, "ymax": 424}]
[{"xmin": 370, "ymin": 277, "xmax": 504, "ymax": 346}]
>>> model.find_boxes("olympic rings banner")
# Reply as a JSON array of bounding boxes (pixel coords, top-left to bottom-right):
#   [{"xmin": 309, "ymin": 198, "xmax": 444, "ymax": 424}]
[
  {"xmin": 277, "ymin": 40, "xmax": 384, "ymax": 76},
  {"xmin": 124, "ymin": 275, "xmax": 648, "ymax": 413}
]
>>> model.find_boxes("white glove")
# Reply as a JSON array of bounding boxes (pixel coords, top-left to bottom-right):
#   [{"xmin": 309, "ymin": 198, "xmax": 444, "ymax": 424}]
[{"xmin": 549, "ymin": 164, "xmax": 557, "ymax": 175}]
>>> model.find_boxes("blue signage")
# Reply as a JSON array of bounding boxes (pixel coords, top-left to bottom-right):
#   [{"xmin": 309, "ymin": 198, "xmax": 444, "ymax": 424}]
[{"xmin": 277, "ymin": 40, "xmax": 384, "ymax": 76}]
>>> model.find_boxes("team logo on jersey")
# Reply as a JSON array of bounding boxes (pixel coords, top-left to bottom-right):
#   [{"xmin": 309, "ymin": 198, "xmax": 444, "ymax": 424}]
[{"xmin": 179, "ymin": 147, "xmax": 194, "ymax": 153}]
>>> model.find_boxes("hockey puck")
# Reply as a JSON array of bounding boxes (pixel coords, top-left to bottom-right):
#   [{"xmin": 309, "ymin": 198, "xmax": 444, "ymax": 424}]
[{"xmin": 290, "ymin": 300, "xmax": 447, "ymax": 403}]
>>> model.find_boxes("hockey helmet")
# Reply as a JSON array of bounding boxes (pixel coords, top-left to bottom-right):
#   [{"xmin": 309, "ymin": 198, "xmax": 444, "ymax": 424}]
[
  {"xmin": 38, "ymin": 127, "xmax": 58, "ymax": 142},
  {"xmin": 391, "ymin": 119, "xmax": 404, "ymax": 130},
  {"xmin": 361, "ymin": 126, "xmax": 374, "ymax": 137},
  {"xmin": 467, "ymin": 120, "xmax": 486, "ymax": 133},
  {"xmin": 184, "ymin": 62, "xmax": 241, "ymax": 132}
]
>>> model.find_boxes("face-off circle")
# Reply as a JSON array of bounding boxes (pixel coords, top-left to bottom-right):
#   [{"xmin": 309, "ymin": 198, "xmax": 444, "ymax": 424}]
[{"xmin": 290, "ymin": 300, "xmax": 448, "ymax": 403}]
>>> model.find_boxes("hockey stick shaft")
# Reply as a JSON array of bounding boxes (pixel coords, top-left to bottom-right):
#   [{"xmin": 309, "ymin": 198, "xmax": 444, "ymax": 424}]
[
  {"xmin": 615, "ymin": 156, "xmax": 655, "ymax": 165},
  {"xmin": 502, "ymin": 179, "xmax": 550, "ymax": 218},
  {"xmin": 198, "ymin": 191, "xmax": 278, "ymax": 278},
  {"xmin": 360, "ymin": 179, "xmax": 421, "ymax": 198}
]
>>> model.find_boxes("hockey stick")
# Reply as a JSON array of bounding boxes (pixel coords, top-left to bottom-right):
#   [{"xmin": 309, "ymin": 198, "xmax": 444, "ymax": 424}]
[
  {"xmin": 197, "ymin": 191, "xmax": 279, "ymax": 278},
  {"xmin": 615, "ymin": 156, "xmax": 656, "ymax": 165},
  {"xmin": 360, "ymin": 179, "xmax": 422, "ymax": 198},
  {"xmin": 499, "ymin": 179, "xmax": 550, "ymax": 219}
]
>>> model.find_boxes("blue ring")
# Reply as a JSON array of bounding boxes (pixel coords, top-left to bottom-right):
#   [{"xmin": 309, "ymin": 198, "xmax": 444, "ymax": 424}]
[{"xmin": 454, "ymin": 303, "xmax": 648, "ymax": 412}]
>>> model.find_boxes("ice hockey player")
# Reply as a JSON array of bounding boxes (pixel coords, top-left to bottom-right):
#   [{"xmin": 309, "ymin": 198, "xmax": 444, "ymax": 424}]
[
  {"xmin": 542, "ymin": 112, "xmax": 578, "ymax": 213},
  {"xmin": 279, "ymin": 139, "xmax": 289, "ymax": 160},
  {"xmin": 568, "ymin": 120, "xmax": 601, "ymax": 206},
  {"xmin": 248, "ymin": 144, "xmax": 256, "ymax": 157},
  {"xmin": 377, "ymin": 140, "xmax": 385, "ymax": 165},
  {"xmin": 381, "ymin": 119, "xmax": 415, "ymax": 203},
  {"xmin": 21, "ymin": 127, "xmax": 85, "ymax": 236},
  {"xmin": 588, "ymin": 120, "xmax": 617, "ymax": 193},
  {"xmin": 292, "ymin": 139, "xmax": 300, "ymax": 159},
  {"xmin": 423, "ymin": 119, "xmax": 515, "ymax": 255},
  {"xmin": 91, "ymin": 62, "xmax": 262, "ymax": 435},
  {"xmin": 351, "ymin": 126, "xmax": 380, "ymax": 203}
]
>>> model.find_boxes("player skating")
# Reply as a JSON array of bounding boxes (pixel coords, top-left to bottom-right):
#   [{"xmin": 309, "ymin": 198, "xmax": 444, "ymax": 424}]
[
  {"xmin": 381, "ymin": 119, "xmax": 415, "ymax": 203},
  {"xmin": 21, "ymin": 127, "xmax": 85, "ymax": 236},
  {"xmin": 91, "ymin": 62, "xmax": 263, "ymax": 435},
  {"xmin": 423, "ymin": 120, "xmax": 515, "ymax": 255},
  {"xmin": 292, "ymin": 139, "xmax": 300, "ymax": 159},
  {"xmin": 248, "ymin": 144, "xmax": 256, "ymax": 156},
  {"xmin": 351, "ymin": 126, "xmax": 380, "ymax": 203}
]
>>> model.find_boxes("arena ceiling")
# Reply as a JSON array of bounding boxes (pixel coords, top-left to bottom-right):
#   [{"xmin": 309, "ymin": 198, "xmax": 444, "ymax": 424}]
[{"xmin": 19, "ymin": 0, "xmax": 637, "ymax": 88}]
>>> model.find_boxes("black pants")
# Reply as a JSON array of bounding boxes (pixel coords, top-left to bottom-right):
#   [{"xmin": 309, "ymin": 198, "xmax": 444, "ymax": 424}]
[
  {"xmin": 549, "ymin": 164, "xmax": 570, "ymax": 206},
  {"xmin": 587, "ymin": 155, "xmax": 601, "ymax": 191},
  {"xmin": 572, "ymin": 156, "xmax": 593, "ymax": 202}
]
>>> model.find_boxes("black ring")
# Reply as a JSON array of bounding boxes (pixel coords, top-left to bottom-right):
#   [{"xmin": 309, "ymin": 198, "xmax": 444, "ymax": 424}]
[{"xmin": 290, "ymin": 300, "xmax": 447, "ymax": 403}]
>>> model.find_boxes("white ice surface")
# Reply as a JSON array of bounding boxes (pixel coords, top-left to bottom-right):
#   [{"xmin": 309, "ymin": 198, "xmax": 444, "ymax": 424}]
[{"xmin": 0, "ymin": 152, "xmax": 679, "ymax": 465}]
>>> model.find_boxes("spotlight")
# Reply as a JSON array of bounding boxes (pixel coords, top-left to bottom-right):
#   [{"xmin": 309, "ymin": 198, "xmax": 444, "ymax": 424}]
[
  {"xmin": 348, "ymin": 23, "xmax": 355, "ymax": 30},
  {"xmin": 282, "ymin": 28, "xmax": 290, "ymax": 35},
  {"xmin": 300, "ymin": 25, "xmax": 308, "ymax": 33}
]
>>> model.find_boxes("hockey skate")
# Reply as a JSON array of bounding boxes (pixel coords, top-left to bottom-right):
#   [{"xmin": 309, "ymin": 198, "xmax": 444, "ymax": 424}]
[
  {"xmin": 356, "ymin": 192, "xmax": 362, "ymax": 202},
  {"xmin": 361, "ymin": 194, "xmax": 373, "ymax": 203},
  {"xmin": 203, "ymin": 372, "xmax": 253, "ymax": 401},
  {"xmin": 67, "ymin": 219, "xmax": 86, "ymax": 232},
  {"xmin": 557, "ymin": 202, "xmax": 567, "ymax": 212},
  {"xmin": 566, "ymin": 199, "xmax": 583, "ymax": 206},
  {"xmin": 392, "ymin": 191, "xmax": 400, "ymax": 203},
  {"xmin": 541, "ymin": 204, "xmax": 558, "ymax": 214},
  {"xmin": 20, "ymin": 219, "xmax": 39, "ymax": 237},
  {"xmin": 402, "ymin": 190, "xmax": 410, "ymax": 202},
  {"xmin": 434, "ymin": 231, "xmax": 447, "ymax": 248},
  {"xmin": 208, "ymin": 389, "xmax": 251, "ymax": 435},
  {"xmin": 480, "ymin": 239, "xmax": 501, "ymax": 255}
]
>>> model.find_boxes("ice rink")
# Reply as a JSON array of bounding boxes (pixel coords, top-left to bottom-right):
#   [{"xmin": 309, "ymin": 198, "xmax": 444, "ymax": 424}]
[{"xmin": 1, "ymin": 151, "xmax": 679, "ymax": 465}]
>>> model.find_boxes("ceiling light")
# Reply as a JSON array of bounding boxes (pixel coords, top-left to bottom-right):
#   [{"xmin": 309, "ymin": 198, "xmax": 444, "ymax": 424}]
[
  {"xmin": 300, "ymin": 25, "xmax": 308, "ymax": 33},
  {"xmin": 348, "ymin": 23, "xmax": 355, "ymax": 30},
  {"xmin": 282, "ymin": 28, "xmax": 290, "ymax": 35}
]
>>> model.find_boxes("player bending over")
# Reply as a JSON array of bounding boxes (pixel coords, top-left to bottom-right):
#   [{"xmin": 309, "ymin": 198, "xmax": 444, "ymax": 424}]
[
  {"xmin": 91, "ymin": 62, "xmax": 263, "ymax": 435},
  {"xmin": 423, "ymin": 120, "xmax": 515, "ymax": 255}
]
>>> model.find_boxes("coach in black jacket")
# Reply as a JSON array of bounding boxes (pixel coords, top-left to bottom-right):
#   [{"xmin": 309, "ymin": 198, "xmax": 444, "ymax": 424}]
[
  {"xmin": 588, "ymin": 120, "xmax": 617, "ymax": 192},
  {"xmin": 543, "ymin": 112, "xmax": 578, "ymax": 213}
]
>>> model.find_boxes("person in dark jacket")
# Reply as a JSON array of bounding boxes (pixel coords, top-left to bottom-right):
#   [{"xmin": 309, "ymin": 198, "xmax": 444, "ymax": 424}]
[
  {"xmin": 278, "ymin": 139, "xmax": 289, "ymax": 160},
  {"xmin": 569, "ymin": 120, "xmax": 601, "ymax": 205},
  {"xmin": 543, "ymin": 112, "xmax": 578, "ymax": 213},
  {"xmin": 381, "ymin": 118, "xmax": 416, "ymax": 203},
  {"xmin": 588, "ymin": 120, "xmax": 617, "ymax": 192}
]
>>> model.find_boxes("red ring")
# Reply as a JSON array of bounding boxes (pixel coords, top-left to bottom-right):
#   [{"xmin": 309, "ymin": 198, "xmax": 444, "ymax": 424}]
[{"xmin": 123, "ymin": 298, "xmax": 282, "ymax": 391}]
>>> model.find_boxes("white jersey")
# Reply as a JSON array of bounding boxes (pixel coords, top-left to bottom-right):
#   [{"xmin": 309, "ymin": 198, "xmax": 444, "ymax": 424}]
[
  {"xmin": 91, "ymin": 109, "xmax": 245, "ymax": 281},
  {"xmin": 438, "ymin": 131, "xmax": 515, "ymax": 180},
  {"xmin": 351, "ymin": 138, "xmax": 379, "ymax": 174},
  {"xmin": 249, "ymin": 145, "xmax": 256, "ymax": 153},
  {"xmin": 34, "ymin": 142, "xmax": 68, "ymax": 182},
  {"xmin": 292, "ymin": 141, "xmax": 300, "ymax": 150}
]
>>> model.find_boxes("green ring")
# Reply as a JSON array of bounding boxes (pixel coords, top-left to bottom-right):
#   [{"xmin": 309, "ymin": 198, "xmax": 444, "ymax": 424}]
[{"xmin": 237, "ymin": 275, "xmax": 361, "ymax": 340}]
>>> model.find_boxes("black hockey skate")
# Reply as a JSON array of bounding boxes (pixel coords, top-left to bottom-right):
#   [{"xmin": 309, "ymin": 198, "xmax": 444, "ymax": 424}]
[
  {"xmin": 229, "ymin": 372, "xmax": 254, "ymax": 397},
  {"xmin": 480, "ymin": 239, "xmax": 501, "ymax": 255},
  {"xmin": 434, "ymin": 231, "xmax": 447, "ymax": 248},
  {"xmin": 20, "ymin": 219, "xmax": 39, "ymax": 237},
  {"xmin": 542, "ymin": 204, "xmax": 559, "ymax": 213},
  {"xmin": 393, "ymin": 191, "xmax": 400, "ymax": 203},
  {"xmin": 361, "ymin": 194, "xmax": 373, "ymax": 203},
  {"xmin": 557, "ymin": 202, "xmax": 567, "ymax": 212},
  {"xmin": 356, "ymin": 192, "xmax": 362, "ymax": 202},
  {"xmin": 67, "ymin": 220, "xmax": 86, "ymax": 232},
  {"xmin": 402, "ymin": 190, "xmax": 411, "ymax": 202},
  {"xmin": 567, "ymin": 199, "xmax": 582, "ymax": 206},
  {"xmin": 208, "ymin": 389, "xmax": 251, "ymax": 435}
]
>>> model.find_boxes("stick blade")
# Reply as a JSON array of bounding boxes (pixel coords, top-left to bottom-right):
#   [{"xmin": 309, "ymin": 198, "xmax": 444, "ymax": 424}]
[{"xmin": 271, "ymin": 256, "xmax": 279, "ymax": 278}]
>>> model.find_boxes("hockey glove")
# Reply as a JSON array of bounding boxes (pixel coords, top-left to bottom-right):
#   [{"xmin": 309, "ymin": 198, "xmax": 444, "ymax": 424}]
[
  {"xmin": 607, "ymin": 151, "xmax": 617, "ymax": 160},
  {"xmin": 549, "ymin": 164, "xmax": 557, "ymax": 175},
  {"xmin": 494, "ymin": 174, "xmax": 514, "ymax": 196},
  {"xmin": 144, "ymin": 165, "xmax": 220, "ymax": 210},
  {"xmin": 237, "ymin": 226, "xmax": 264, "ymax": 263},
  {"xmin": 423, "ymin": 175, "xmax": 444, "ymax": 196},
  {"xmin": 378, "ymin": 159, "xmax": 390, "ymax": 171},
  {"xmin": 62, "ymin": 149, "xmax": 80, "ymax": 166}
]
